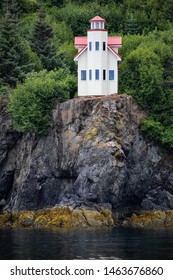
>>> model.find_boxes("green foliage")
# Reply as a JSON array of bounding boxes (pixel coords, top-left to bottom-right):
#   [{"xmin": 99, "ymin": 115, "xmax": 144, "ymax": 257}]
[
  {"xmin": 124, "ymin": 13, "xmax": 139, "ymax": 35},
  {"xmin": 120, "ymin": 28, "xmax": 173, "ymax": 148},
  {"xmin": 121, "ymin": 46, "xmax": 164, "ymax": 108},
  {"xmin": 122, "ymin": 0, "xmax": 172, "ymax": 33},
  {"xmin": 52, "ymin": 21, "xmax": 73, "ymax": 45},
  {"xmin": 0, "ymin": 84, "xmax": 11, "ymax": 96},
  {"xmin": 141, "ymin": 119, "xmax": 164, "ymax": 142},
  {"xmin": 19, "ymin": 13, "xmax": 38, "ymax": 40},
  {"xmin": 1, "ymin": 0, "xmax": 173, "ymax": 141},
  {"xmin": 57, "ymin": 42, "xmax": 77, "ymax": 73},
  {"xmin": 0, "ymin": 12, "xmax": 32, "ymax": 87},
  {"xmin": 162, "ymin": 126, "xmax": 173, "ymax": 148},
  {"xmin": 8, "ymin": 69, "xmax": 77, "ymax": 135},
  {"xmin": 2, "ymin": 0, "xmax": 24, "ymax": 17},
  {"xmin": 50, "ymin": 0, "xmax": 173, "ymax": 36},
  {"xmin": 24, "ymin": 40, "xmax": 43, "ymax": 72},
  {"xmin": 119, "ymin": 34, "xmax": 145, "ymax": 58},
  {"xmin": 52, "ymin": 2, "xmax": 96, "ymax": 36},
  {"xmin": 141, "ymin": 116, "xmax": 173, "ymax": 149},
  {"xmin": 64, "ymin": 73, "xmax": 77, "ymax": 99},
  {"xmin": 1, "ymin": 0, "xmax": 39, "ymax": 18},
  {"xmin": 30, "ymin": 8, "xmax": 58, "ymax": 70},
  {"xmin": 50, "ymin": 0, "xmax": 64, "ymax": 7}
]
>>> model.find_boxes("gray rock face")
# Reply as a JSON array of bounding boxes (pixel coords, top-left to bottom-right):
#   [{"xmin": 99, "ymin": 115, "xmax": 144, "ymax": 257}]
[{"xmin": 1, "ymin": 94, "xmax": 173, "ymax": 213}]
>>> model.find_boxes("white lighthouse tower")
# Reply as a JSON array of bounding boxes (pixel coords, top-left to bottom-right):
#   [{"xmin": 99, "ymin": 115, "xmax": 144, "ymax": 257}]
[{"xmin": 74, "ymin": 16, "xmax": 122, "ymax": 97}]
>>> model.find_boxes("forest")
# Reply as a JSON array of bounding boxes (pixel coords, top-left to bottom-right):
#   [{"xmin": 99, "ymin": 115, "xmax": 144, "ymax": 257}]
[{"xmin": 0, "ymin": 0, "xmax": 173, "ymax": 147}]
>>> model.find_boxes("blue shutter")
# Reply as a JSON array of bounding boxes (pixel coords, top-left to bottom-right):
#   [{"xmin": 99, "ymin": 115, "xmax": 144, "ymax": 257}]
[
  {"xmin": 95, "ymin": 69, "xmax": 99, "ymax": 80},
  {"xmin": 81, "ymin": 70, "xmax": 86, "ymax": 80},
  {"xmin": 109, "ymin": 70, "xmax": 114, "ymax": 80},
  {"xmin": 89, "ymin": 70, "xmax": 92, "ymax": 80},
  {"xmin": 89, "ymin": 42, "xmax": 92, "ymax": 51},
  {"xmin": 95, "ymin": 42, "xmax": 99, "ymax": 50}
]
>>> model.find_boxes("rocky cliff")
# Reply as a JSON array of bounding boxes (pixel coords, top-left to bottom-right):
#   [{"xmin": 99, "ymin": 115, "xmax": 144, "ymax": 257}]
[{"xmin": 1, "ymin": 94, "xmax": 173, "ymax": 217}]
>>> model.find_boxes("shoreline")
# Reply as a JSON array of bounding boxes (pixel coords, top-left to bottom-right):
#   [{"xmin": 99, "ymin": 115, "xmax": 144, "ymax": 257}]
[{"xmin": 1, "ymin": 207, "xmax": 173, "ymax": 230}]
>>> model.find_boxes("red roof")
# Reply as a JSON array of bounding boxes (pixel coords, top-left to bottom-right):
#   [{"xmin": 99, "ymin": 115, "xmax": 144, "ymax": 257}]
[
  {"xmin": 108, "ymin": 36, "xmax": 122, "ymax": 46},
  {"xmin": 74, "ymin": 37, "xmax": 87, "ymax": 46},
  {"xmin": 74, "ymin": 36, "xmax": 122, "ymax": 47},
  {"xmin": 89, "ymin": 16, "xmax": 105, "ymax": 22}
]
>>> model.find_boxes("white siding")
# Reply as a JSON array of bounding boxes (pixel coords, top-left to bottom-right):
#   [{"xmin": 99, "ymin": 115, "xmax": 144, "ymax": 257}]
[
  {"xmin": 78, "ymin": 51, "xmax": 88, "ymax": 96},
  {"xmin": 76, "ymin": 30, "xmax": 120, "ymax": 96},
  {"xmin": 107, "ymin": 51, "xmax": 118, "ymax": 94}
]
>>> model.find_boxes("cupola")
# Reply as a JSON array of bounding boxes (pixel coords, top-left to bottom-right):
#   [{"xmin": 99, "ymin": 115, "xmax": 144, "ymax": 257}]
[{"xmin": 89, "ymin": 16, "xmax": 106, "ymax": 30}]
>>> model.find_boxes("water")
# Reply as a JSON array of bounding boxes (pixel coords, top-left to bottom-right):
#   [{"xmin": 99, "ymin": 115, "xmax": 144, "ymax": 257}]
[{"xmin": 0, "ymin": 227, "xmax": 173, "ymax": 259}]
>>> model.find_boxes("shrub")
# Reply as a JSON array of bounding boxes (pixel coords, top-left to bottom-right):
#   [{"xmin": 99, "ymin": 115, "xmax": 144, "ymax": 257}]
[
  {"xmin": 141, "ymin": 118, "xmax": 164, "ymax": 142},
  {"xmin": 8, "ymin": 69, "xmax": 76, "ymax": 135}
]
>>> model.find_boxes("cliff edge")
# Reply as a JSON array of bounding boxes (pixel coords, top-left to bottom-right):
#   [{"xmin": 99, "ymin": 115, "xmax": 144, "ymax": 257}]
[{"xmin": 1, "ymin": 94, "xmax": 173, "ymax": 216}]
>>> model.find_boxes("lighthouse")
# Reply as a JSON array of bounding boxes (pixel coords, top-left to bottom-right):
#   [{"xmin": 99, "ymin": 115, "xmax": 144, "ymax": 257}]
[{"xmin": 74, "ymin": 16, "xmax": 122, "ymax": 97}]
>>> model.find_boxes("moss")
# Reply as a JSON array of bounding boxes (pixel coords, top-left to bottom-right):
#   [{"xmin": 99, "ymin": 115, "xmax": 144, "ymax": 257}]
[
  {"xmin": 11, "ymin": 212, "xmax": 20, "ymax": 226},
  {"xmin": 82, "ymin": 209, "xmax": 114, "ymax": 227},
  {"xmin": 82, "ymin": 209, "xmax": 104, "ymax": 227},
  {"xmin": 84, "ymin": 128, "xmax": 98, "ymax": 140},
  {"xmin": 123, "ymin": 211, "xmax": 167, "ymax": 228},
  {"xmin": 18, "ymin": 211, "xmax": 35, "ymax": 227},
  {"xmin": 165, "ymin": 211, "xmax": 173, "ymax": 227},
  {"xmin": 0, "ymin": 213, "xmax": 12, "ymax": 227},
  {"xmin": 0, "ymin": 207, "xmax": 114, "ymax": 229},
  {"xmin": 100, "ymin": 208, "xmax": 115, "ymax": 226},
  {"xmin": 34, "ymin": 215, "xmax": 50, "ymax": 229},
  {"xmin": 115, "ymin": 122, "xmax": 125, "ymax": 131},
  {"xmin": 71, "ymin": 210, "xmax": 88, "ymax": 228},
  {"xmin": 47, "ymin": 207, "xmax": 72, "ymax": 228},
  {"xmin": 3, "ymin": 209, "xmax": 173, "ymax": 230},
  {"xmin": 115, "ymin": 149, "xmax": 125, "ymax": 158}
]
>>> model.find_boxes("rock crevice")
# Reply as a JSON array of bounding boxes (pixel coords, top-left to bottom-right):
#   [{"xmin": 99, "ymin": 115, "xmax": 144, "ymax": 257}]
[{"xmin": 1, "ymin": 94, "xmax": 173, "ymax": 213}]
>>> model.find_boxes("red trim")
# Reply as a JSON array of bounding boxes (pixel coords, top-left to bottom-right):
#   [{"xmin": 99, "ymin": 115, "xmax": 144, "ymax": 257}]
[
  {"xmin": 108, "ymin": 44, "xmax": 122, "ymax": 48},
  {"xmin": 73, "ymin": 46, "xmax": 87, "ymax": 60},
  {"xmin": 74, "ymin": 44, "xmax": 87, "ymax": 47},
  {"xmin": 74, "ymin": 45, "xmax": 121, "ymax": 61},
  {"xmin": 107, "ymin": 46, "xmax": 122, "ymax": 60},
  {"xmin": 89, "ymin": 16, "xmax": 106, "ymax": 22},
  {"xmin": 87, "ymin": 29, "xmax": 108, "ymax": 32},
  {"xmin": 74, "ymin": 36, "xmax": 122, "ymax": 47},
  {"xmin": 108, "ymin": 44, "xmax": 122, "ymax": 46},
  {"xmin": 75, "ymin": 44, "xmax": 122, "ymax": 48}
]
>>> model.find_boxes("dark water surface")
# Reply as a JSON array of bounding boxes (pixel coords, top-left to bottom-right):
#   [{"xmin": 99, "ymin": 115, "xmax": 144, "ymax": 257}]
[{"xmin": 0, "ymin": 227, "xmax": 173, "ymax": 260}]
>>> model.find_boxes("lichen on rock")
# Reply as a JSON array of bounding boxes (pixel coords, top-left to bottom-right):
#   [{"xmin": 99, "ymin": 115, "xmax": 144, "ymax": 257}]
[
  {"xmin": 18, "ymin": 211, "xmax": 35, "ymax": 227},
  {"xmin": 0, "ymin": 207, "xmax": 114, "ymax": 229},
  {"xmin": 1, "ymin": 94, "xmax": 173, "ymax": 223},
  {"xmin": 122, "ymin": 210, "xmax": 173, "ymax": 229}
]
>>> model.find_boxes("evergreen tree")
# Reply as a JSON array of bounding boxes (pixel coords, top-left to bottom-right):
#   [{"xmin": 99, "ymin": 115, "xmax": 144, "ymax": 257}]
[
  {"xmin": 125, "ymin": 13, "xmax": 138, "ymax": 35},
  {"xmin": 2, "ymin": 0, "xmax": 24, "ymax": 18},
  {"xmin": 31, "ymin": 8, "xmax": 58, "ymax": 71},
  {"xmin": 51, "ymin": 0, "xmax": 64, "ymax": 7},
  {"xmin": 0, "ymin": 11, "xmax": 30, "ymax": 87}
]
